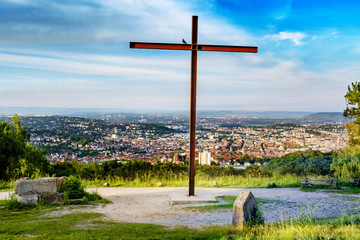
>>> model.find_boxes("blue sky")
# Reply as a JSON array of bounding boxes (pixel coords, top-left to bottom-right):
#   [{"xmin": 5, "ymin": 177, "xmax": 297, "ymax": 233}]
[{"xmin": 1, "ymin": 0, "xmax": 360, "ymax": 112}]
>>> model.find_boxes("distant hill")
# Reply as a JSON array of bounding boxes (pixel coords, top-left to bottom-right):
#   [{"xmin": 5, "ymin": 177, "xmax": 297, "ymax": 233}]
[
  {"xmin": 303, "ymin": 112, "xmax": 347, "ymax": 122},
  {"xmin": 197, "ymin": 110, "xmax": 314, "ymax": 118}
]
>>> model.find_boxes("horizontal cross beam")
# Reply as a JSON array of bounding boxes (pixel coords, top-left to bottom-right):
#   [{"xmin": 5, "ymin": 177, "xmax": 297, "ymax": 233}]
[{"xmin": 130, "ymin": 42, "xmax": 258, "ymax": 53}]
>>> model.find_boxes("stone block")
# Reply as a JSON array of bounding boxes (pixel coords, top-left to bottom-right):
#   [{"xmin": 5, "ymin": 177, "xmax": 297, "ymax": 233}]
[
  {"xmin": 34, "ymin": 178, "xmax": 58, "ymax": 195},
  {"xmin": 57, "ymin": 176, "xmax": 66, "ymax": 190},
  {"xmin": 14, "ymin": 179, "xmax": 35, "ymax": 195},
  {"xmin": 16, "ymin": 194, "xmax": 41, "ymax": 204},
  {"xmin": 232, "ymin": 191, "xmax": 257, "ymax": 228},
  {"xmin": 14, "ymin": 177, "xmax": 65, "ymax": 204},
  {"xmin": 42, "ymin": 193, "xmax": 64, "ymax": 203}
]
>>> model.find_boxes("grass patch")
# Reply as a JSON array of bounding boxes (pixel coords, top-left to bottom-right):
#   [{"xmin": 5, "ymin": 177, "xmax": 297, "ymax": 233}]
[
  {"xmin": 0, "ymin": 174, "xmax": 301, "ymax": 191},
  {"xmin": 0, "ymin": 210, "xmax": 229, "ymax": 239},
  {"xmin": 1, "ymin": 206, "xmax": 360, "ymax": 239},
  {"xmin": 300, "ymin": 183, "xmax": 337, "ymax": 192},
  {"xmin": 327, "ymin": 187, "xmax": 360, "ymax": 194},
  {"xmin": 185, "ymin": 196, "xmax": 282, "ymax": 211},
  {"xmin": 0, "ymin": 200, "xmax": 7, "ymax": 207},
  {"xmin": 0, "ymin": 180, "xmax": 13, "ymax": 191},
  {"xmin": 81, "ymin": 174, "xmax": 301, "ymax": 189},
  {"xmin": 184, "ymin": 195, "xmax": 235, "ymax": 211}
]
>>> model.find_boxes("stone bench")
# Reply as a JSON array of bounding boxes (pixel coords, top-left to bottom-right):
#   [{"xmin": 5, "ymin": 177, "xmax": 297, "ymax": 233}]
[
  {"xmin": 14, "ymin": 177, "xmax": 65, "ymax": 204},
  {"xmin": 301, "ymin": 177, "xmax": 338, "ymax": 188}
]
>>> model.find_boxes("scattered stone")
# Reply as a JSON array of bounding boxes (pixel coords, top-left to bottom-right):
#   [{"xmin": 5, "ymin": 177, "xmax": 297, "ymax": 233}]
[
  {"xmin": 268, "ymin": 182, "xmax": 277, "ymax": 188},
  {"xmin": 232, "ymin": 191, "xmax": 257, "ymax": 228},
  {"xmin": 103, "ymin": 182, "xmax": 110, "ymax": 187},
  {"xmin": 157, "ymin": 182, "xmax": 162, "ymax": 187},
  {"xmin": 212, "ymin": 181, "xmax": 218, "ymax": 187}
]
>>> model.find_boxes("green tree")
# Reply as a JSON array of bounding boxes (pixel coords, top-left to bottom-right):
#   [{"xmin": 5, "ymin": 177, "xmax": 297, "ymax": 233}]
[
  {"xmin": 0, "ymin": 114, "xmax": 48, "ymax": 180},
  {"xmin": 344, "ymin": 82, "xmax": 360, "ymax": 145},
  {"xmin": 331, "ymin": 146, "xmax": 360, "ymax": 179},
  {"xmin": 344, "ymin": 82, "xmax": 360, "ymax": 122},
  {"xmin": 330, "ymin": 82, "xmax": 360, "ymax": 178}
]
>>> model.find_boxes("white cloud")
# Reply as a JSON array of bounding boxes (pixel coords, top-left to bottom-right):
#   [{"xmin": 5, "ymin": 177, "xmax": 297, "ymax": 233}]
[
  {"xmin": 0, "ymin": 51, "xmax": 189, "ymax": 81},
  {"xmin": 267, "ymin": 31, "xmax": 307, "ymax": 45}
]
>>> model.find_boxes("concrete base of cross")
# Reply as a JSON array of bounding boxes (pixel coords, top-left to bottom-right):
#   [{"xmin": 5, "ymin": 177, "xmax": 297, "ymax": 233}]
[{"xmin": 169, "ymin": 190, "xmax": 216, "ymax": 205}]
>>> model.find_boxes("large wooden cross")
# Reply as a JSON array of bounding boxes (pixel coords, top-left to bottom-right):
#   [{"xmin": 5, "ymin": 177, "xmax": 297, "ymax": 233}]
[{"xmin": 130, "ymin": 16, "xmax": 258, "ymax": 196}]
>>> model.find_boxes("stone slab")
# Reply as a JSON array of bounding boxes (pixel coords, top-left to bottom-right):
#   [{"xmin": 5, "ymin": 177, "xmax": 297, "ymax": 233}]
[
  {"xmin": 232, "ymin": 191, "xmax": 257, "ymax": 228},
  {"xmin": 35, "ymin": 177, "xmax": 58, "ymax": 194},
  {"xmin": 169, "ymin": 191, "xmax": 216, "ymax": 205},
  {"xmin": 16, "ymin": 194, "xmax": 41, "ymax": 204},
  {"xmin": 14, "ymin": 177, "xmax": 60, "ymax": 196},
  {"xmin": 42, "ymin": 193, "xmax": 64, "ymax": 203},
  {"xmin": 14, "ymin": 179, "xmax": 35, "ymax": 195}
]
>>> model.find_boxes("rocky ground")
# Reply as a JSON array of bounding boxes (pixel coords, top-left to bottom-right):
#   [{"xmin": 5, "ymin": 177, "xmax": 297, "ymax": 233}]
[{"xmin": 1, "ymin": 187, "xmax": 360, "ymax": 228}]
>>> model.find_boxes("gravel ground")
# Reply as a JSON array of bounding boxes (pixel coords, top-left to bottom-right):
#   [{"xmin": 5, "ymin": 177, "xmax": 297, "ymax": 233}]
[{"xmin": 2, "ymin": 187, "xmax": 360, "ymax": 228}]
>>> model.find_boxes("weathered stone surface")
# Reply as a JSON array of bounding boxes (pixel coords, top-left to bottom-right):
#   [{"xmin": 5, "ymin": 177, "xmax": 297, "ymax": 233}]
[
  {"xmin": 14, "ymin": 177, "xmax": 64, "ymax": 204},
  {"xmin": 15, "ymin": 177, "xmax": 60, "ymax": 196},
  {"xmin": 16, "ymin": 194, "xmax": 41, "ymax": 204},
  {"xmin": 14, "ymin": 179, "xmax": 35, "ymax": 195},
  {"xmin": 57, "ymin": 176, "xmax": 66, "ymax": 190},
  {"xmin": 42, "ymin": 193, "xmax": 64, "ymax": 203},
  {"xmin": 232, "ymin": 191, "xmax": 257, "ymax": 228},
  {"xmin": 34, "ymin": 177, "xmax": 58, "ymax": 194}
]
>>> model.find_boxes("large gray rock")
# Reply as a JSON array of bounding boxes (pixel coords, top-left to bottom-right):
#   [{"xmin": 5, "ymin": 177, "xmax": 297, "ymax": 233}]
[
  {"xmin": 15, "ymin": 177, "xmax": 60, "ymax": 196},
  {"xmin": 14, "ymin": 178, "xmax": 35, "ymax": 195},
  {"xmin": 14, "ymin": 177, "xmax": 64, "ymax": 204},
  {"xmin": 34, "ymin": 177, "xmax": 58, "ymax": 194},
  {"xmin": 232, "ymin": 191, "xmax": 257, "ymax": 228}
]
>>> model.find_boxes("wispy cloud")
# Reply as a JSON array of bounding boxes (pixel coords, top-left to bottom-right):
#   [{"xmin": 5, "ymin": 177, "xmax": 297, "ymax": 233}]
[
  {"xmin": 266, "ymin": 32, "xmax": 307, "ymax": 45},
  {"xmin": 1, "ymin": 0, "xmax": 359, "ymax": 111}
]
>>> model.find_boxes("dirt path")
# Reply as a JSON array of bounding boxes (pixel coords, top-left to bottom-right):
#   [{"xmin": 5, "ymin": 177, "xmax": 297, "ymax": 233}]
[{"xmin": 2, "ymin": 187, "xmax": 360, "ymax": 228}]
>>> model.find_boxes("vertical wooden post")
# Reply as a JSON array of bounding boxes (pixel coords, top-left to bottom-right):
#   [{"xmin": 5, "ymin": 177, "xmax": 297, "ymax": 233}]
[{"xmin": 189, "ymin": 16, "xmax": 198, "ymax": 196}]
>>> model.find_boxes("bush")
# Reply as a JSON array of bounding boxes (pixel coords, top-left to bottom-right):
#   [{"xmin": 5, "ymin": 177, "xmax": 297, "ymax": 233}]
[
  {"xmin": 264, "ymin": 150, "xmax": 334, "ymax": 176},
  {"xmin": 4, "ymin": 194, "xmax": 35, "ymax": 210},
  {"xmin": 331, "ymin": 146, "xmax": 360, "ymax": 179},
  {"xmin": 63, "ymin": 175, "xmax": 86, "ymax": 199}
]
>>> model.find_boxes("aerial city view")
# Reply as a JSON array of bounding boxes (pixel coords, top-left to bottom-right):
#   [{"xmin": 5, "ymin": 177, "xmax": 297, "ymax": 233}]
[
  {"xmin": 1, "ymin": 0, "xmax": 360, "ymax": 239},
  {"xmin": 0, "ymin": 111, "xmax": 348, "ymax": 166}
]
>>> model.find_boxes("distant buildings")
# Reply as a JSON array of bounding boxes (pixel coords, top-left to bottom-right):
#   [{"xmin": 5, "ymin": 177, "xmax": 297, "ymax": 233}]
[{"xmin": 198, "ymin": 151, "xmax": 212, "ymax": 165}]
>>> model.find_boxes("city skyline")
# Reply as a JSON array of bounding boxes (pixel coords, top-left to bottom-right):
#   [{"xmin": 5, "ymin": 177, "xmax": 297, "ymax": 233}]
[{"xmin": 1, "ymin": 0, "xmax": 360, "ymax": 112}]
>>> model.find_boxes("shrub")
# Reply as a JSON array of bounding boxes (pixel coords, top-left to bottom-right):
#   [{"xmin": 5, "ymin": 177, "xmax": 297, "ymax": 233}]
[
  {"xmin": 4, "ymin": 194, "xmax": 35, "ymax": 210},
  {"xmin": 63, "ymin": 175, "xmax": 86, "ymax": 199},
  {"xmin": 331, "ymin": 146, "xmax": 360, "ymax": 179}
]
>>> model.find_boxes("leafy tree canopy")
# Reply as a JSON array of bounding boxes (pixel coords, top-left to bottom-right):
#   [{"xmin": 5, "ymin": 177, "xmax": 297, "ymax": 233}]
[
  {"xmin": 344, "ymin": 82, "xmax": 360, "ymax": 123},
  {"xmin": 331, "ymin": 82, "xmax": 360, "ymax": 178},
  {"xmin": 0, "ymin": 114, "xmax": 49, "ymax": 180},
  {"xmin": 342, "ymin": 82, "xmax": 360, "ymax": 145}
]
